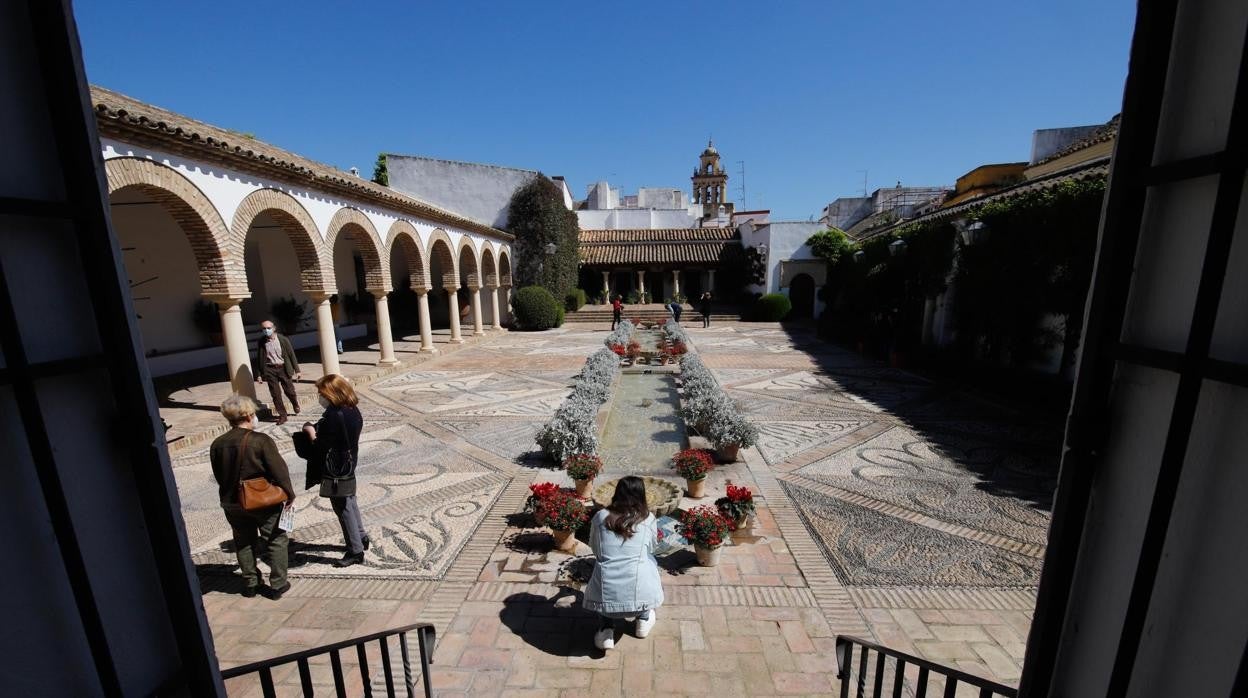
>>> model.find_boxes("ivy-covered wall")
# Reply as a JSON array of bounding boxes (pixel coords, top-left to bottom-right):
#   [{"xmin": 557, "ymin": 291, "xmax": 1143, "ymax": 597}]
[
  {"xmin": 507, "ymin": 175, "xmax": 581, "ymax": 300},
  {"xmin": 822, "ymin": 175, "xmax": 1106, "ymax": 377}
]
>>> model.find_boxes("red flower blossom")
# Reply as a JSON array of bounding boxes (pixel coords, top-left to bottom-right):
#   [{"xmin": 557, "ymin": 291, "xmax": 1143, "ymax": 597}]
[
  {"xmin": 677, "ymin": 505, "xmax": 732, "ymax": 548},
  {"xmin": 672, "ymin": 448, "xmax": 714, "ymax": 480}
]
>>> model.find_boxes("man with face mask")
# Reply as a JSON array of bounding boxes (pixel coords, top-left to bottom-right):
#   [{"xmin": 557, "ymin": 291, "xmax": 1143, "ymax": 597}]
[{"xmin": 254, "ymin": 320, "xmax": 301, "ymax": 425}]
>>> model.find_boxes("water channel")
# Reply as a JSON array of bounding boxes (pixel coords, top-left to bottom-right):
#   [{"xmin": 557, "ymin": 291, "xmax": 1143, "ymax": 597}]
[{"xmin": 598, "ymin": 330, "xmax": 686, "ymax": 474}]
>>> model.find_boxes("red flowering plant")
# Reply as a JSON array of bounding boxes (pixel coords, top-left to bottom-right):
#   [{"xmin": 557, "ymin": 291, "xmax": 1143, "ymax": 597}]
[
  {"xmin": 534, "ymin": 490, "xmax": 590, "ymax": 532},
  {"xmin": 609, "ymin": 343, "xmax": 627, "ymax": 357},
  {"xmin": 670, "ymin": 341, "xmax": 688, "ymax": 356},
  {"xmin": 715, "ymin": 483, "xmax": 756, "ymax": 528},
  {"xmin": 524, "ymin": 482, "xmax": 561, "ymax": 514},
  {"xmin": 563, "ymin": 453, "xmax": 603, "ymax": 481},
  {"xmin": 672, "ymin": 449, "xmax": 714, "ymax": 481},
  {"xmin": 626, "ymin": 339, "xmax": 642, "ymax": 359},
  {"xmin": 677, "ymin": 505, "xmax": 732, "ymax": 549}
]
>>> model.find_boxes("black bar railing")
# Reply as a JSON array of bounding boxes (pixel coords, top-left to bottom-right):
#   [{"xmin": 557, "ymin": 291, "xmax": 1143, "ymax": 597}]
[
  {"xmin": 221, "ymin": 622, "xmax": 436, "ymax": 698},
  {"xmin": 835, "ymin": 635, "xmax": 1017, "ymax": 698}
]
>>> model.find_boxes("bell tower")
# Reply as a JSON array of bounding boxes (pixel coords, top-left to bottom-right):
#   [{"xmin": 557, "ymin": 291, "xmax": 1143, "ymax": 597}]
[{"xmin": 691, "ymin": 139, "xmax": 732, "ymax": 220}]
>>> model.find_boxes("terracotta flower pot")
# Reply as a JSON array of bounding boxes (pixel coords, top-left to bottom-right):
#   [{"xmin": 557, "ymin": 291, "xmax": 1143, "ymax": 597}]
[
  {"xmin": 695, "ymin": 544, "xmax": 722, "ymax": 567},
  {"xmin": 550, "ymin": 529, "xmax": 578, "ymax": 553},
  {"xmin": 574, "ymin": 478, "xmax": 593, "ymax": 499},
  {"xmin": 717, "ymin": 444, "xmax": 741, "ymax": 463},
  {"xmin": 686, "ymin": 478, "xmax": 707, "ymax": 499}
]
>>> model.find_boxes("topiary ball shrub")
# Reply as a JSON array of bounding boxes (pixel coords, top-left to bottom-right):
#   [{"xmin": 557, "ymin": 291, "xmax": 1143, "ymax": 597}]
[
  {"xmin": 752, "ymin": 293, "xmax": 792, "ymax": 322},
  {"xmin": 512, "ymin": 286, "xmax": 564, "ymax": 330},
  {"xmin": 564, "ymin": 289, "xmax": 587, "ymax": 312}
]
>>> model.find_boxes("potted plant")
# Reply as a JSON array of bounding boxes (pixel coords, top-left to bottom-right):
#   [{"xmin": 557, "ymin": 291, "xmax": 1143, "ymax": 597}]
[
  {"xmin": 709, "ymin": 413, "xmax": 759, "ymax": 463},
  {"xmin": 610, "ymin": 343, "xmax": 628, "ymax": 364},
  {"xmin": 672, "ymin": 448, "xmax": 714, "ymax": 498},
  {"xmin": 192, "ymin": 299, "xmax": 222, "ymax": 344},
  {"xmin": 670, "ymin": 341, "xmax": 688, "ymax": 356},
  {"xmin": 534, "ymin": 489, "xmax": 589, "ymax": 553},
  {"xmin": 626, "ymin": 339, "xmax": 642, "ymax": 364},
  {"xmin": 716, "ymin": 483, "xmax": 757, "ymax": 534},
  {"xmin": 271, "ymin": 296, "xmax": 308, "ymax": 335},
  {"xmin": 677, "ymin": 505, "xmax": 732, "ymax": 567},
  {"xmin": 564, "ymin": 453, "xmax": 602, "ymax": 499}
]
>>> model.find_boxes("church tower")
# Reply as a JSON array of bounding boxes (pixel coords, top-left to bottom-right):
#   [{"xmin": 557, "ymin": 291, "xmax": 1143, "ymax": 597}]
[{"xmin": 691, "ymin": 140, "xmax": 732, "ymax": 220}]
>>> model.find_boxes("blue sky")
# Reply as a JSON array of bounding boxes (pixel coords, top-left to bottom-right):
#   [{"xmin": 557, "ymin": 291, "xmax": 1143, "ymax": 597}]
[{"xmin": 74, "ymin": 0, "xmax": 1136, "ymax": 220}]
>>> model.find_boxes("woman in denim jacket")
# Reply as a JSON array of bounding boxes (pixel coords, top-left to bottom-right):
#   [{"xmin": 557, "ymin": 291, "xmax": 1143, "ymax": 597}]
[{"xmin": 583, "ymin": 476, "xmax": 664, "ymax": 650}]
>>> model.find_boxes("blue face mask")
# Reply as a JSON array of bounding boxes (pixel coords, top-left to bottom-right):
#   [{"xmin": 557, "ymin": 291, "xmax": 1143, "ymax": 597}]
[{"xmin": 263, "ymin": 327, "xmax": 275, "ymax": 337}]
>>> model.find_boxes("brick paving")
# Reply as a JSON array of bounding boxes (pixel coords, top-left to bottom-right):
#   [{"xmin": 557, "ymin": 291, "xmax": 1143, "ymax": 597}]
[{"xmin": 188, "ymin": 322, "xmax": 1051, "ymax": 696}]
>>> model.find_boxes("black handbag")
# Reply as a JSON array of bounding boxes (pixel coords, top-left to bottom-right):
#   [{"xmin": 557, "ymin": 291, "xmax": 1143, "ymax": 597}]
[{"xmin": 319, "ymin": 410, "xmax": 357, "ymax": 498}]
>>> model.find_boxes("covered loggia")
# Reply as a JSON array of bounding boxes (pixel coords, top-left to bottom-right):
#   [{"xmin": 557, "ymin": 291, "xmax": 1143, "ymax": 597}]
[{"xmin": 387, "ymin": 222, "xmax": 437, "ymax": 352}]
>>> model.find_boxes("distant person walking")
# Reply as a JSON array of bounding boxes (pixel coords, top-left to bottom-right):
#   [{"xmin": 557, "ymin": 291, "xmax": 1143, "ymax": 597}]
[
  {"xmin": 584, "ymin": 476, "xmax": 664, "ymax": 651},
  {"xmin": 699, "ymin": 292, "xmax": 713, "ymax": 328},
  {"xmin": 611, "ymin": 295, "xmax": 624, "ymax": 330},
  {"xmin": 255, "ymin": 320, "xmax": 300, "ymax": 425},
  {"xmin": 302, "ymin": 374, "xmax": 368, "ymax": 568},
  {"xmin": 210, "ymin": 395, "xmax": 296, "ymax": 599}
]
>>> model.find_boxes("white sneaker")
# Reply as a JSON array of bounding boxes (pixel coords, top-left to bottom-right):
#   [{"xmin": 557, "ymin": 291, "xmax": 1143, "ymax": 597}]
[
  {"xmin": 635, "ymin": 609, "xmax": 657, "ymax": 638},
  {"xmin": 594, "ymin": 627, "xmax": 615, "ymax": 651}
]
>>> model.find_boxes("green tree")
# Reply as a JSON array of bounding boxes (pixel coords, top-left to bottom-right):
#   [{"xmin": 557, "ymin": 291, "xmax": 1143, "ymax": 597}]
[
  {"xmin": 372, "ymin": 153, "xmax": 389, "ymax": 186},
  {"xmin": 807, "ymin": 227, "xmax": 854, "ymax": 265},
  {"xmin": 506, "ymin": 175, "xmax": 580, "ymax": 299}
]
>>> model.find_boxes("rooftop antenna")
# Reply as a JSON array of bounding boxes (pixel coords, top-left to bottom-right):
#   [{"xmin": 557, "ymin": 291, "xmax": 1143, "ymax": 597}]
[
  {"xmin": 735, "ymin": 160, "xmax": 746, "ymax": 210},
  {"xmin": 856, "ymin": 170, "xmax": 869, "ymax": 197}
]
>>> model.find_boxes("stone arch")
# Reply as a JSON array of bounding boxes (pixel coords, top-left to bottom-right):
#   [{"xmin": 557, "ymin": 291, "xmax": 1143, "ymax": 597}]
[
  {"xmin": 480, "ymin": 245, "xmax": 498, "ymax": 288},
  {"xmin": 325, "ymin": 207, "xmax": 388, "ymax": 292},
  {"xmin": 386, "ymin": 221, "xmax": 430, "ymax": 290},
  {"xmin": 231, "ymin": 188, "xmax": 330, "ymax": 293},
  {"xmin": 498, "ymin": 248, "xmax": 514, "ymax": 287},
  {"xmin": 457, "ymin": 236, "xmax": 481, "ymax": 289},
  {"xmin": 426, "ymin": 228, "xmax": 458, "ymax": 289},
  {"xmin": 104, "ymin": 157, "xmax": 245, "ymax": 297}
]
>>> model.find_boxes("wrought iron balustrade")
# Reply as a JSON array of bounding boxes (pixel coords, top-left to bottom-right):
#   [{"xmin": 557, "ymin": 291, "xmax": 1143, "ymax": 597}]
[
  {"xmin": 220, "ymin": 622, "xmax": 435, "ymax": 697},
  {"xmin": 836, "ymin": 635, "xmax": 1017, "ymax": 698}
]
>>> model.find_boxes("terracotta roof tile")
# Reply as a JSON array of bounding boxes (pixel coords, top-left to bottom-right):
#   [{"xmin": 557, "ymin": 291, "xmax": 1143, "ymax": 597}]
[
  {"xmin": 578, "ymin": 227, "xmax": 737, "ymax": 243},
  {"xmin": 580, "ymin": 240, "xmax": 739, "ymax": 266},
  {"xmin": 1032, "ymin": 115, "xmax": 1120, "ymax": 167},
  {"xmin": 90, "ymin": 86, "xmax": 512, "ymax": 241}
]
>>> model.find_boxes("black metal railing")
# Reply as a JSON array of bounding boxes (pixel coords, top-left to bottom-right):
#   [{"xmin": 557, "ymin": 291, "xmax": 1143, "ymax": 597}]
[
  {"xmin": 836, "ymin": 635, "xmax": 1017, "ymax": 698},
  {"xmin": 221, "ymin": 622, "xmax": 435, "ymax": 697}
]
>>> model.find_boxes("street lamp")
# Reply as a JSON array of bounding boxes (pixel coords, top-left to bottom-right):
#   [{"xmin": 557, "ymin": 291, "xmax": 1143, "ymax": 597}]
[
  {"xmin": 889, "ymin": 238, "xmax": 907, "ymax": 257},
  {"xmin": 960, "ymin": 220, "xmax": 989, "ymax": 246},
  {"xmin": 545, "ymin": 242, "xmax": 557, "ymax": 256},
  {"xmin": 756, "ymin": 244, "xmax": 768, "ymax": 260},
  {"xmin": 853, "ymin": 250, "xmax": 866, "ymax": 264}
]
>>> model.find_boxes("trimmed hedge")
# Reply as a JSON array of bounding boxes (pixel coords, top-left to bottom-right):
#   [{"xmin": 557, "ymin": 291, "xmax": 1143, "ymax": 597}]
[
  {"xmin": 565, "ymin": 288, "xmax": 587, "ymax": 312},
  {"xmin": 512, "ymin": 286, "xmax": 563, "ymax": 330},
  {"xmin": 752, "ymin": 293, "xmax": 792, "ymax": 322}
]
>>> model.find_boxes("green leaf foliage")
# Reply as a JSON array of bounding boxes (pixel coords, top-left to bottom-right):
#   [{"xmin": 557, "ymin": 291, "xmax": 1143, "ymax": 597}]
[
  {"xmin": 512, "ymin": 285, "xmax": 564, "ymax": 331},
  {"xmin": 752, "ymin": 293, "xmax": 792, "ymax": 321},
  {"xmin": 806, "ymin": 228, "xmax": 853, "ymax": 265},
  {"xmin": 371, "ymin": 153, "xmax": 388, "ymax": 186},
  {"xmin": 507, "ymin": 175, "xmax": 581, "ymax": 299}
]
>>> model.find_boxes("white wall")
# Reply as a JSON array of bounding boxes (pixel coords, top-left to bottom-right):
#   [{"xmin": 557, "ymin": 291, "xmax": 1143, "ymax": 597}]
[
  {"xmin": 386, "ymin": 155, "xmax": 541, "ymax": 228},
  {"xmin": 112, "ymin": 201, "xmax": 206, "ymax": 354},
  {"xmin": 575, "ymin": 207, "xmax": 700, "ymax": 230},
  {"xmin": 241, "ymin": 227, "xmax": 305, "ymax": 327}
]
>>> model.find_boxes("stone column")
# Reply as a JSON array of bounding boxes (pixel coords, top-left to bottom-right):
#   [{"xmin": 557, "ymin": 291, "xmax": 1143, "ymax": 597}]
[
  {"xmin": 308, "ymin": 292, "xmax": 341, "ymax": 376},
  {"xmin": 672, "ymin": 269, "xmax": 681, "ymax": 298},
  {"xmin": 489, "ymin": 285, "xmax": 502, "ymax": 330},
  {"xmin": 447, "ymin": 287, "xmax": 464, "ymax": 343},
  {"xmin": 601, "ymin": 271, "xmax": 610, "ymax": 300},
  {"xmin": 214, "ymin": 296, "xmax": 256, "ymax": 399},
  {"xmin": 373, "ymin": 291, "xmax": 399, "ymax": 366},
  {"xmin": 470, "ymin": 286, "xmax": 485, "ymax": 336},
  {"xmin": 636, "ymin": 270, "xmax": 646, "ymax": 299},
  {"xmin": 502, "ymin": 286, "xmax": 512, "ymax": 326},
  {"xmin": 416, "ymin": 288, "xmax": 436, "ymax": 353},
  {"xmin": 708, "ymin": 269, "xmax": 716, "ymax": 292}
]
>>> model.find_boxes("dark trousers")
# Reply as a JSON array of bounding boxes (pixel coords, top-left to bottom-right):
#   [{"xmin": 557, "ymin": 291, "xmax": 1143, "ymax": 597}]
[
  {"xmin": 673, "ymin": 308, "xmax": 682, "ymax": 323},
  {"xmin": 262, "ymin": 364, "xmax": 299, "ymax": 417},
  {"xmin": 702, "ymin": 312, "xmax": 711, "ymax": 328},
  {"xmin": 223, "ymin": 503, "xmax": 288, "ymax": 590},
  {"xmin": 330, "ymin": 495, "xmax": 367, "ymax": 555},
  {"xmin": 611, "ymin": 310, "xmax": 621, "ymax": 330}
]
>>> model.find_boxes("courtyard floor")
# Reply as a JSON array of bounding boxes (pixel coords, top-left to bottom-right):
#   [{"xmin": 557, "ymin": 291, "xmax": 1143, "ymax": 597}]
[{"xmin": 177, "ymin": 322, "xmax": 1057, "ymax": 696}]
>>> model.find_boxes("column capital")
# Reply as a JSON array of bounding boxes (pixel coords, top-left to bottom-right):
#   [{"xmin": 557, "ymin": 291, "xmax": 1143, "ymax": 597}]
[
  {"xmin": 443, "ymin": 284, "xmax": 460, "ymax": 293},
  {"xmin": 306, "ymin": 290, "xmax": 335, "ymax": 303},
  {"xmin": 204, "ymin": 293, "xmax": 250, "ymax": 308},
  {"xmin": 366, "ymin": 286, "xmax": 393, "ymax": 297}
]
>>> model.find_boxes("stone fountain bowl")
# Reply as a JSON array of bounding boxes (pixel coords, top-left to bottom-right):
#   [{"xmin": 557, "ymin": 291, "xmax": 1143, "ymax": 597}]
[{"xmin": 592, "ymin": 476, "xmax": 682, "ymax": 517}]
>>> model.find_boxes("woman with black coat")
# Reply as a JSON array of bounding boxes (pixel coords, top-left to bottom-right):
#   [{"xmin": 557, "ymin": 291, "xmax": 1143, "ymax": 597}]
[{"xmin": 302, "ymin": 373, "xmax": 368, "ymax": 567}]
